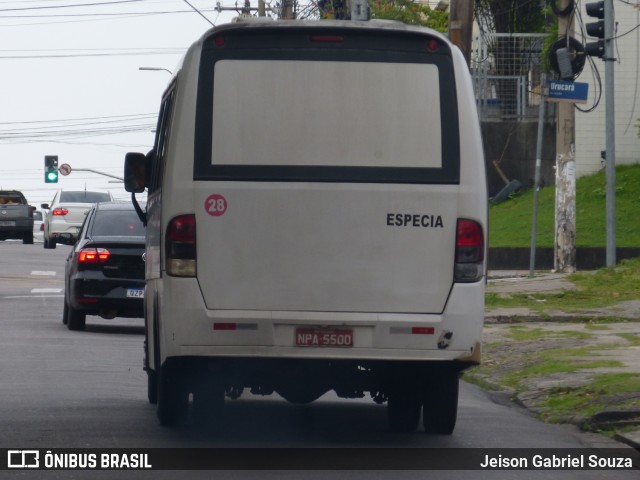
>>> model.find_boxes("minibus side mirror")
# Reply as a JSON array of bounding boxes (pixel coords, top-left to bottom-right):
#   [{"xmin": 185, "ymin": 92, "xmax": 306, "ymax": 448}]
[{"xmin": 124, "ymin": 152, "xmax": 147, "ymax": 193}]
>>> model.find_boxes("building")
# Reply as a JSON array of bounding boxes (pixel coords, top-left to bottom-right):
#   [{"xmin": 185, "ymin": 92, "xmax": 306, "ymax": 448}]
[{"xmin": 575, "ymin": 1, "xmax": 640, "ymax": 177}]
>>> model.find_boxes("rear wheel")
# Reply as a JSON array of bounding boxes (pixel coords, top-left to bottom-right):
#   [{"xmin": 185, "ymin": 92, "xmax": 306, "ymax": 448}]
[
  {"xmin": 23, "ymin": 233, "xmax": 34, "ymax": 245},
  {"xmin": 422, "ymin": 373, "xmax": 459, "ymax": 435},
  {"xmin": 62, "ymin": 298, "xmax": 69, "ymax": 325},
  {"xmin": 43, "ymin": 236, "xmax": 56, "ymax": 249},
  {"xmin": 193, "ymin": 378, "xmax": 225, "ymax": 426},
  {"xmin": 156, "ymin": 362, "xmax": 189, "ymax": 427},
  {"xmin": 66, "ymin": 300, "xmax": 86, "ymax": 331},
  {"xmin": 147, "ymin": 370, "xmax": 157, "ymax": 404},
  {"xmin": 387, "ymin": 389, "xmax": 422, "ymax": 433}
]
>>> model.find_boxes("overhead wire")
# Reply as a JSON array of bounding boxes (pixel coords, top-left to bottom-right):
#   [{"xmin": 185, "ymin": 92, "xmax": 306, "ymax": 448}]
[{"xmin": 0, "ymin": 0, "xmax": 146, "ymax": 12}]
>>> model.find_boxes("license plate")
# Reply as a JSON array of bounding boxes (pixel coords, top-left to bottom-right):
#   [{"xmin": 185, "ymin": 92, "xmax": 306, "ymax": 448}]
[
  {"xmin": 295, "ymin": 328, "xmax": 353, "ymax": 347},
  {"xmin": 0, "ymin": 221, "xmax": 16, "ymax": 227},
  {"xmin": 126, "ymin": 288, "xmax": 144, "ymax": 298}
]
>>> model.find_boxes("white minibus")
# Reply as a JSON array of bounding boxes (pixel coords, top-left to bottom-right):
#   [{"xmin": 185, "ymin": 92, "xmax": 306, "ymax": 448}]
[{"xmin": 125, "ymin": 19, "xmax": 487, "ymax": 434}]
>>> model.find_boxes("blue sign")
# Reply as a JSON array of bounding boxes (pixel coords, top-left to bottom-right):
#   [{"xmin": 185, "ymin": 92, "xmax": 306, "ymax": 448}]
[{"xmin": 547, "ymin": 80, "xmax": 589, "ymax": 103}]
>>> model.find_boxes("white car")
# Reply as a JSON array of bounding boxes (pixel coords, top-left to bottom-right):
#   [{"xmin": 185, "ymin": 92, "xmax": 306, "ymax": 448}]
[
  {"xmin": 32, "ymin": 210, "xmax": 44, "ymax": 242},
  {"xmin": 41, "ymin": 190, "xmax": 113, "ymax": 249}
]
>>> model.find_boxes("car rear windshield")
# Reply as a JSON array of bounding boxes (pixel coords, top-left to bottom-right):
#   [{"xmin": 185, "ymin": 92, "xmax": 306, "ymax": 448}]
[
  {"xmin": 60, "ymin": 191, "xmax": 111, "ymax": 203},
  {"xmin": 194, "ymin": 26, "xmax": 459, "ymax": 185},
  {"xmin": 90, "ymin": 210, "xmax": 146, "ymax": 237},
  {"xmin": 0, "ymin": 193, "xmax": 26, "ymax": 205}
]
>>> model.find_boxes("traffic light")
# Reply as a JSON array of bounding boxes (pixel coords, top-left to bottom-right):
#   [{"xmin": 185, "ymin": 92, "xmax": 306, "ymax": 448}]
[
  {"xmin": 44, "ymin": 155, "xmax": 59, "ymax": 183},
  {"xmin": 585, "ymin": 1, "xmax": 605, "ymax": 58}
]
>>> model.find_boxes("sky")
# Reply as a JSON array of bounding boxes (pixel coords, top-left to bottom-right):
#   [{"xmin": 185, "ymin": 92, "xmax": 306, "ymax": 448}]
[{"xmin": 0, "ymin": 0, "xmax": 240, "ymax": 207}]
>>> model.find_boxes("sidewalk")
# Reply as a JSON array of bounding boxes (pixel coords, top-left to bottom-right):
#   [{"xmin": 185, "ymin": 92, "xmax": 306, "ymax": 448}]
[{"xmin": 483, "ymin": 271, "xmax": 640, "ymax": 449}]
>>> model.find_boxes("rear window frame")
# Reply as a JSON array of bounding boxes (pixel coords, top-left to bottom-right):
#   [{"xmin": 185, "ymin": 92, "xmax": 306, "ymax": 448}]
[
  {"xmin": 59, "ymin": 191, "xmax": 111, "ymax": 203},
  {"xmin": 89, "ymin": 209, "xmax": 147, "ymax": 238},
  {"xmin": 193, "ymin": 27, "xmax": 460, "ymax": 185}
]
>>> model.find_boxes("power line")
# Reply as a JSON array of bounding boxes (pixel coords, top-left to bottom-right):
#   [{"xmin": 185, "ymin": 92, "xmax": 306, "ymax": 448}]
[
  {"xmin": 182, "ymin": 0, "xmax": 215, "ymax": 26},
  {"xmin": 0, "ymin": 0, "xmax": 146, "ymax": 13},
  {"xmin": 0, "ymin": 113, "xmax": 156, "ymax": 125},
  {"xmin": 0, "ymin": 49, "xmax": 184, "ymax": 59},
  {"xmin": 0, "ymin": 7, "xmax": 218, "ymax": 18}
]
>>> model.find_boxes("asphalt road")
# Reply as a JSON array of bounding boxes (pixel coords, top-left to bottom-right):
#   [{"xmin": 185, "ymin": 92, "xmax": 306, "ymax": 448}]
[{"xmin": 0, "ymin": 241, "xmax": 637, "ymax": 479}]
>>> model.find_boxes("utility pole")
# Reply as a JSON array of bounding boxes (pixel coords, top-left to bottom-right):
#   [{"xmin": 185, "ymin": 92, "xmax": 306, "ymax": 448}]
[
  {"xmin": 603, "ymin": 0, "xmax": 616, "ymax": 266},
  {"xmin": 448, "ymin": 0, "xmax": 474, "ymax": 66},
  {"xmin": 215, "ymin": 1, "xmax": 269, "ymax": 17},
  {"xmin": 281, "ymin": 0, "xmax": 294, "ymax": 19},
  {"xmin": 554, "ymin": 0, "xmax": 576, "ymax": 273}
]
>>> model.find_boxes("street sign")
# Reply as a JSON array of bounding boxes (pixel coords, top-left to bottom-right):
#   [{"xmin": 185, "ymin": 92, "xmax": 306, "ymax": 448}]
[
  {"xmin": 59, "ymin": 163, "xmax": 72, "ymax": 176},
  {"xmin": 546, "ymin": 80, "xmax": 589, "ymax": 103}
]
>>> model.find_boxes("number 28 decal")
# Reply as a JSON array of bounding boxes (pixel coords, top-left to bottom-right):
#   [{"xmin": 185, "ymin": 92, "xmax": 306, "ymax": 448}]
[{"xmin": 205, "ymin": 194, "xmax": 228, "ymax": 217}]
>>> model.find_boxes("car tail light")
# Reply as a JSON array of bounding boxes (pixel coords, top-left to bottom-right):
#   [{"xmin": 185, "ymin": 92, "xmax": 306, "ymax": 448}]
[
  {"xmin": 40, "ymin": 223, "xmax": 44, "ymax": 231},
  {"xmin": 78, "ymin": 248, "xmax": 111, "ymax": 264},
  {"xmin": 454, "ymin": 219, "xmax": 484, "ymax": 283},
  {"xmin": 52, "ymin": 208, "xmax": 69, "ymax": 216},
  {"xmin": 166, "ymin": 214, "xmax": 196, "ymax": 277}
]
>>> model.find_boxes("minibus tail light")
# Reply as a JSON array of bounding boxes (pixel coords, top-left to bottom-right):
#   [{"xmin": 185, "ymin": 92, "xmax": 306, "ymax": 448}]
[
  {"xmin": 454, "ymin": 219, "xmax": 484, "ymax": 283},
  {"xmin": 166, "ymin": 214, "xmax": 196, "ymax": 277}
]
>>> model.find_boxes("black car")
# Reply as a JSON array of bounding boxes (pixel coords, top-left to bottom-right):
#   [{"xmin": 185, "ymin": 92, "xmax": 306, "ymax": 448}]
[{"xmin": 64, "ymin": 202, "xmax": 146, "ymax": 330}]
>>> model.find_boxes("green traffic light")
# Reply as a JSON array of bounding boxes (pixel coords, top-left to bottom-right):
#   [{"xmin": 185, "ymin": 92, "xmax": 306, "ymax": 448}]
[{"xmin": 46, "ymin": 171, "xmax": 58, "ymax": 183}]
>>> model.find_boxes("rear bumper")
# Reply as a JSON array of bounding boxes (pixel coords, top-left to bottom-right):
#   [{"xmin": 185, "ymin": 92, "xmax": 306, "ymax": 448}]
[
  {"xmin": 70, "ymin": 275, "xmax": 145, "ymax": 317},
  {"xmin": 153, "ymin": 277, "xmax": 484, "ymax": 366},
  {"xmin": 0, "ymin": 221, "xmax": 32, "ymax": 238},
  {"xmin": 47, "ymin": 220, "xmax": 82, "ymax": 241}
]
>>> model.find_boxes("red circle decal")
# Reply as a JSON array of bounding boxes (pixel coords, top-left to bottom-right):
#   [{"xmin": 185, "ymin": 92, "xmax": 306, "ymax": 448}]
[{"xmin": 205, "ymin": 194, "xmax": 227, "ymax": 217}]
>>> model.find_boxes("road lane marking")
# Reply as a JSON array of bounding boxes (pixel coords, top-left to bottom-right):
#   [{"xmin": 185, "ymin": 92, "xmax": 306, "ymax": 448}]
[
  {"xmin": 31, "ymin": 271, "xmax": 57, "ymax": 276},
  {"xmin": 31, "ymin": 288, "xmax": 63, "ymax": 294},
  {"xmin": 3, "ymin": 295, "xmax": 64, "ymax": 299}
]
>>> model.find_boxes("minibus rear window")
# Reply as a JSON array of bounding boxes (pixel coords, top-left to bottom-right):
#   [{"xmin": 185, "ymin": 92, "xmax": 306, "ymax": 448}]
[{"xmin": 194, "ymin": 27, "xmax": 459, "ymax": 184}]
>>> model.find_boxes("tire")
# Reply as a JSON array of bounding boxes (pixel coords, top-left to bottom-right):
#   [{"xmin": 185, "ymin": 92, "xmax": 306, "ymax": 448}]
[
  {"xmin": 43, "ymin": 237, "xmax": 56, "ymax": 249},
  {"xmin": 147, "ymin": 370, "xmax": 158, "ymax": 404},
  {"xmin": 387, "ymin": 389, "xmax": 422, "ymax": 433},
  {"xmin": 422, "ymin": 373, "xmax": 459, "ymax": 435},
  {"xmin": 66, "ymin": 301, "xmax": 86, "ymax": 331},
  {"xmin": 156, "ymin": 362, "xmax": 189, "ymax": 427},
  {"xmin": 193, "ymin": 379, "xmax": 225, "ymax": 426},
  {"xmin": 147, "ymin": 301, "xmax": 159, "ymax": 404},
  {"xmin": 62, "ymin": 298, "xmax": 69, "ymax": 325},
  {"xmin": 23, "ymin": 233, "xmax": 34, "ymax": 245}
]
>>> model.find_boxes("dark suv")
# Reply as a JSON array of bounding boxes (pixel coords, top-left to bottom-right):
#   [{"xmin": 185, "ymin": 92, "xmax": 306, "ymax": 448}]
[{"xmin": 64, "ymin": 202, "xmax": 146, "ymax": 330}]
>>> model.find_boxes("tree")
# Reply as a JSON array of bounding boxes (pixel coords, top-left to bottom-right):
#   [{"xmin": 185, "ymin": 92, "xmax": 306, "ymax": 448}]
[
  {"xmin": 369, "ymin": 0, "xmax": 448, "ymax": 32},
  {"xmin": 475, "ymin": 0, "xmax": 546, "ymax": 34},
  {"xmin": 475, "ymin": 0, "xmax": 551, "ymax": 117},
  {"xmin": 317, "ymin": 0, "xmax": 447, "ymax": 31}
]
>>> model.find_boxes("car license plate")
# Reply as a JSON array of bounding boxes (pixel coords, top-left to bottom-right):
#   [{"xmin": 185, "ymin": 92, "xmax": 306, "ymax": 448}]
[
  {"xmin": 295, "ymin": 328, "xmax": 353, "ymax": 347},
  {"xmin": 126, "ymin": 288, "xmax": 144, "ymax": 298},
  {"xmin": 0, "ymin": 221, "xmax": 16, "ymax": 227}
]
